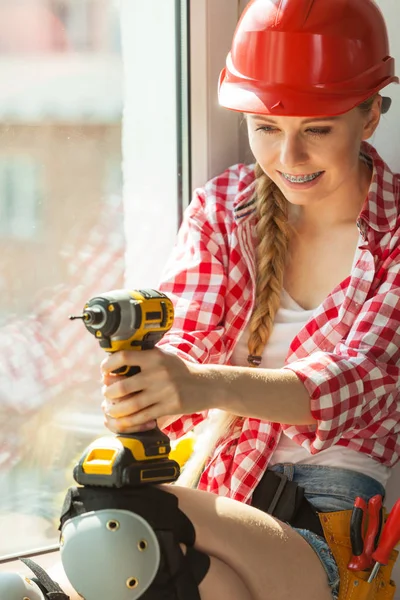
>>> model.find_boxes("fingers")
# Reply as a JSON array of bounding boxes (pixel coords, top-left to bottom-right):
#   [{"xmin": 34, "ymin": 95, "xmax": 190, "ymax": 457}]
[
  {"xmin": 102, "ymin": 389, "xmax": 149, "ymax": 418},
  {"xmin": 104, "ymin": 412, "xmax": 158, "ymax": 434},
  {"xmin": 103, "ymin": 384, "xmax": 178, "ymax": 421},
  {"xmin": 102, "ymin": 389, "xmax": 168, "ymax": 433},
  {"xmin": 100, "ymin": 348, "xmax": 184, "ymax": 435},
  {"xmin": 102, "ymin": 372, "xmax": 146, "ymax": 400},
  {"xmin": 102, "ymin": 367, "xmax": 175, "ymax": 406},
  {"xmin": 104, "ymin": 403, "xmax": 170, "ymax": 433},
  {"xmin": 101, "ymin": 349, "xmax": 162, "ymax": 375}
]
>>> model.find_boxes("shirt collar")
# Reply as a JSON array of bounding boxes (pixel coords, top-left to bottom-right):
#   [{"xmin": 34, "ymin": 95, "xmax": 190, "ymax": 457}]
[
  {"xmin": 357, "ymin": 141, "xmax": 399, "ymax": 233},
  {"xmin": 233, "ymin": 174, "xmax": 257, "ymax": 222}
]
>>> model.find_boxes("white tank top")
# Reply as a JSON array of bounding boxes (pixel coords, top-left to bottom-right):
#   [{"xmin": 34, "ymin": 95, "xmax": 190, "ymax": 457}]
[{"xmin": 230, "ymin": 289, "xmax": 391, "ymax": 487}]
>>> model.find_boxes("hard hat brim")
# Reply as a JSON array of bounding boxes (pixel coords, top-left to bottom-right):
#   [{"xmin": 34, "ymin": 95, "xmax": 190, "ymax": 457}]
[{"xmin": 218, "ymin": 69, "xmax": 398, "ymax": 117}]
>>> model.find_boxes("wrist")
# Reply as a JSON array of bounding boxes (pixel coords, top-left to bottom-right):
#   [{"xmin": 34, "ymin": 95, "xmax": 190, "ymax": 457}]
[{"xmin": 187, "ymin": 362, "xmax": 237, "ymax": 412}]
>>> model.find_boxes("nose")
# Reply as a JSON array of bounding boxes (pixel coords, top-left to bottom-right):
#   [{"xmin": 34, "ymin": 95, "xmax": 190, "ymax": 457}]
[{"xmin": 279, "ymin": 134, "xmax": 308, "ymax": 170}]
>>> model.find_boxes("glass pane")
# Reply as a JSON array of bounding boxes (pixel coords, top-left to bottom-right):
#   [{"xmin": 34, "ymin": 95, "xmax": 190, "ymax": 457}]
[{"xmin": 0, "ymin": 0, "xmax": 124, "ymax": 557}]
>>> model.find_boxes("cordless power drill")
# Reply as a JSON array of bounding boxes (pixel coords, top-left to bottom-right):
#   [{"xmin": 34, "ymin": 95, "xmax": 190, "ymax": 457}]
[{"xmin": 69, "ymin": 288, "xmax": 180, "ymax": 488}]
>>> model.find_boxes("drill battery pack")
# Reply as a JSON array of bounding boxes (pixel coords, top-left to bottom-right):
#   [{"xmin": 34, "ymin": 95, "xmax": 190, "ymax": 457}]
[{"xmin": 73, "ymin": 431, "xmax": 180, "ymax": 488}]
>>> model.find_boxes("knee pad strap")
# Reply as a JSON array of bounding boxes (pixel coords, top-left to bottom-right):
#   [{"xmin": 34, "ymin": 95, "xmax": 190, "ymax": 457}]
[{"xmin": 19, "ymin": 558, "xmax": 69, "ymax": 599}]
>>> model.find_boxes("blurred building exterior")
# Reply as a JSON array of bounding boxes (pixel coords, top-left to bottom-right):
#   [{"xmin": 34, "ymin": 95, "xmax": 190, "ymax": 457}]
[
  {"xmin": 0, "ymin": 0, "xmax": 126, "ymax": 555},
  {"xmin": 0, "ymin": 0, "xmax": 123, "ymax": 320}
]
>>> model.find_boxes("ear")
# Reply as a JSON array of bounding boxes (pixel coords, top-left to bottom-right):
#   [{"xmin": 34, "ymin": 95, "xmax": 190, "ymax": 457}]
[{"xmin": 361, "ymin": 96, "xmax": 382, "ymax": 140}]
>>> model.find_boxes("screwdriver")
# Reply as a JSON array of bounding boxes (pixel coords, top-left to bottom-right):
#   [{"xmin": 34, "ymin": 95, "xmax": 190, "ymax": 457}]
[
  {"xmin": 363, "ymin": 495, "xmax": 383, "ymax": 568},
  {"xmin": 348, "ymin": 495, "xmax": 383, "ymax": 571},
  {"xmin": 348, "ymin": 497, "xmax": 368, "ymax": 571},
  {"xmin": 368, "ymin": 498, "xmax": 400, "ymax": 583}
]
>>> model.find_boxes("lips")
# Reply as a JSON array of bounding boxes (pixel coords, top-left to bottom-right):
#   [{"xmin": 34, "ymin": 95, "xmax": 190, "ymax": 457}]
[
  {"xmin": 280, "ymin": 171, "xmax": 323, "ymax": 183},
  {"xmin": 278, "ymin": 170, "xmax": 325, "ymax": 190}
]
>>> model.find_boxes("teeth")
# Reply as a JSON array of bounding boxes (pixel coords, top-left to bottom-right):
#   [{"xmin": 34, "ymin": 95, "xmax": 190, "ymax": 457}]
[{"xmin": 282, "ymin": 172, "xmax": 322, "ymax": 183}]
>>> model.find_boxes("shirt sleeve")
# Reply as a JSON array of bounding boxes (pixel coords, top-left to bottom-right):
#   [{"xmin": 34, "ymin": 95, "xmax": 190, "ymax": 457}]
[
  {"xmin": 284, "ymin": 256, "xmax": 400, "ymax": 452},
  {"xmin": 157, "ymin": 187, "xmax": 231, "ymax": 439}
]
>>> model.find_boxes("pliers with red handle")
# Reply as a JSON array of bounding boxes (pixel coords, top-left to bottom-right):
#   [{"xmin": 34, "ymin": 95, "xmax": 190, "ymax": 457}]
[{"xmin": 348, "ymin": 494, "xmax": 383, "ymax": 571}]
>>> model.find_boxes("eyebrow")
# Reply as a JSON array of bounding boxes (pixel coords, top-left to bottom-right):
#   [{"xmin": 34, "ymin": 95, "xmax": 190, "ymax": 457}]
[{"xmin": 251, "ymin": 115, "xmax": 340, "ymax": 124}]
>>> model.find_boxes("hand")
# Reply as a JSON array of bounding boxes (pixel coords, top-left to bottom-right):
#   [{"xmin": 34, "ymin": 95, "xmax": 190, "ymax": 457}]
[{"xmin": 101, "ymin": 348, "xmax": 212, "ymax": 434}]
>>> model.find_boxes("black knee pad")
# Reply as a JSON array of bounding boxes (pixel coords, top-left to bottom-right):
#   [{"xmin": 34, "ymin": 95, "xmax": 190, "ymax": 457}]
[{"xmin": 59, "ymin": 485, "xmax": 210, "ymax": 600}]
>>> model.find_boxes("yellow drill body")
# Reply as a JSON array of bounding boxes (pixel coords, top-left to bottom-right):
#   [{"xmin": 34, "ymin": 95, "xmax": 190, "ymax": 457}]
[{"xmin": 70, "ymin": 288, "xmax": 180, "ymax": 488}]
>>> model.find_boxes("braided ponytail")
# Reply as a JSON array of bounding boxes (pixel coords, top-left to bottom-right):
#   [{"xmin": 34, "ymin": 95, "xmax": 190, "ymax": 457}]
[
  {"xmin": 247, "ymin": 163, "xmax": 291, "ymax": 365},
  {"xmin": 178, "ymin": 164, "xmax": 291, "ymax": 488}
]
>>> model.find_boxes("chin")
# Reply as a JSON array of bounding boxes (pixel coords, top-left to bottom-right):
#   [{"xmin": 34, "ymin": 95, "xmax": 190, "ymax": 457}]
[
  {"xmin": 275, "ymin": 182, "xmax": 330, "ymax": 206},
  {"xmin": 285, "ymin": 194, "xmax": 318, "ymax": 205}
]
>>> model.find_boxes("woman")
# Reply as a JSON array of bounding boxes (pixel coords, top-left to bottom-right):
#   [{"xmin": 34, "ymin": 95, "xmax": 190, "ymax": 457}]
[{"xmin": 45, "ymin": 0, "xmax": 400, "ymax": 599}]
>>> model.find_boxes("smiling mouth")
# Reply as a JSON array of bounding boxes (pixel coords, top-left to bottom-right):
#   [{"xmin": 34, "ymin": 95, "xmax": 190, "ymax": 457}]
[{"xmin": 280, "ymin": 171, "xmax": 324, "ymax": 183}]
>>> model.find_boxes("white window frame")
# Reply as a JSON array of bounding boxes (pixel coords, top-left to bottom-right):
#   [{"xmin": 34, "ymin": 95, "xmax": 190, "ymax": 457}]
[
  {"xmin": 189, "ymin": 0, "xmax": 244, "ymax": 193},
  {"xmin": 121, "ymin": 0, "xmax": 181, "ymax": 288}
]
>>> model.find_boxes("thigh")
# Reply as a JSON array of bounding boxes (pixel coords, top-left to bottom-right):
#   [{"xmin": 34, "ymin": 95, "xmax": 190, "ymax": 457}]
[{"xmin": 163, "ymin": 484, "xmax": 333, "ymax": 600}]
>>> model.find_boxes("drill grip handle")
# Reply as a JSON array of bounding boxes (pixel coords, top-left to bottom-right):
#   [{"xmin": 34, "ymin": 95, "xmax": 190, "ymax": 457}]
[{"xmin": 113, "ymin": 365, "xmax": 141, "ymax": 377}]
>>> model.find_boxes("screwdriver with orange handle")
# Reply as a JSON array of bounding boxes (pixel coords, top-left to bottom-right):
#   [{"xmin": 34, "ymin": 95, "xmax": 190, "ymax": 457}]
[
  {"xmin": 348, "ymin": 495, "xmax": 383, "ymax": 571},
  {"xmin": 368, "ymin": 498, "xmax": 400, "ymax": 582},
  {"xmin": 363, "ymin": 495, "xmax": 383, "ymax": 568}
]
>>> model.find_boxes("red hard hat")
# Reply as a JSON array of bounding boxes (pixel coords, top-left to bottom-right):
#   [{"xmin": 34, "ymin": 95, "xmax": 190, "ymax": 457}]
[{"xmin": 218, "ymin": 0, "xmax": 399, "ymax": 117}]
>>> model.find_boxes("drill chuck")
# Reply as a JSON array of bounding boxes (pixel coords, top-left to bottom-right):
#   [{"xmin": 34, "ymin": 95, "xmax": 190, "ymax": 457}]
[
  {"xmin": 70, "ymin": 306, "xmax": 108, "ymax": 328},
  {"xmin": 83, "ymin": 306, "xmax": 108, "ymax": 328}
]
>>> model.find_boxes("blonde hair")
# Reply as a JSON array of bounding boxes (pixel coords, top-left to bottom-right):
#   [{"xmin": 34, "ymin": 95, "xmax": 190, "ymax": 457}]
[
  {"xmin": 178, "ymin": 166, "xmax": 291, "ymax": 486},
  {"xmin": 247, "ymin": 164, "xmax": 291, "ymax": 362},
  {"xmin": 178, "ymin": 96, "xmax": 378, "ymax": 488}
]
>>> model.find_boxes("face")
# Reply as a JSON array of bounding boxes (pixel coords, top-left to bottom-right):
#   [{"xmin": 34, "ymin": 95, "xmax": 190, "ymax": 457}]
[{"xmin": 246, "ymin": 99, "xmax": 381, "ymax": 207}]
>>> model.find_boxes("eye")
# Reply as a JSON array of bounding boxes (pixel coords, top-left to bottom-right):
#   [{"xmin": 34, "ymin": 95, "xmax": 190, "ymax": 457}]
[
  {"xmin": 306, "ymin": 127, "xmax": 331, "ymax": 137},
  {"xmin": 255, "ymin": 126, "xmax": 278, "ymax": 134}
]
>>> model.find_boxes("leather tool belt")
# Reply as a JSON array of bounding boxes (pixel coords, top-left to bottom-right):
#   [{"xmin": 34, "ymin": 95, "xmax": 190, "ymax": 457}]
[
  {"xmin": 319, "ymin": 509, "xmax": 398, "ymax": 600},
  {"xmin": 251, "ymin": 470, "xmax": 398, "ymax": 599}
]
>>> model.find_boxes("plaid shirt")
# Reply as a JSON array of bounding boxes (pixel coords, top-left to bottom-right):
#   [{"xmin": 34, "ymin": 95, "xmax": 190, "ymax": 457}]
[{"xmin": 159, "ymin": 142, "xmax": 400, "ymax": 504}]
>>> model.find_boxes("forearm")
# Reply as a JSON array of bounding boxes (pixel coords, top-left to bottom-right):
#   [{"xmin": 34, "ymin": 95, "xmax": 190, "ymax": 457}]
[{"xmin": 192, "ymin": 364, "xmax": 316, "ymax": 425}]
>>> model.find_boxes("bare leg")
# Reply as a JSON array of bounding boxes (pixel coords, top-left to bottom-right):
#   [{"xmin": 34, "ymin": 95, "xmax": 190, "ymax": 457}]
[
  {"xmin": 48, "ymin": 484, "xmax": 333, "ymax": 600},
  {"xmin": 163, "ymin": 484, "xmax": 333, "ymax": 600},
  {"xmin": 199, "ymin": 556, "xmax": 252, "ymax": 599}
]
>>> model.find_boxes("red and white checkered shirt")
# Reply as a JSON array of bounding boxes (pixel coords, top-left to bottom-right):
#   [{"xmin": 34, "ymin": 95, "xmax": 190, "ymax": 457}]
[{"xmin": 159, "ymin": 142, "xmax": 400, "ymax": 504}]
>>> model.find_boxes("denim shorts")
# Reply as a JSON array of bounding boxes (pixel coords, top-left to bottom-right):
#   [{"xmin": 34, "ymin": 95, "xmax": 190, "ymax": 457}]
[{"xmin": 269, "ymin": 464, "xmax": 385, "ymax": 600}]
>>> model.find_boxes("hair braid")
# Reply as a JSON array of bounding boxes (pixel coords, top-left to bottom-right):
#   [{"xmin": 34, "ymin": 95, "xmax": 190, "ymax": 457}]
[
  {"xmin": 178, "ymin": 165, "xmax": 291, "ymax": 488},
  {"xmin": 247, "ymin": 163, "xmax": 291, "ymax": 365}
]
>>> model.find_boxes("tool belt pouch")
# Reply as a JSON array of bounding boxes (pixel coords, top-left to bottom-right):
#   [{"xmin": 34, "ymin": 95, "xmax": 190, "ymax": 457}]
[
  {"xmin": 319, "ymin": 509, "xmax": 398, "ymax": 600},
  {"xmin": 251, "ymin": 470, "xmax": 324, "ymax": 536}
]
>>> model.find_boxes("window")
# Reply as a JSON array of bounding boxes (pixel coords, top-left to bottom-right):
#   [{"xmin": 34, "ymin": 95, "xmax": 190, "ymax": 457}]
[
  {"xmin": 0, "ymin": 0, "xmax": 244, "ymax": 566},
  {"xmin": 50, "ymin": 0, "xmax": 121, "ymax": 53},
  {"xmin": 0, "ymin": 156, "xmax": 43, "ymax": 239},
  {"xmin": 0, "ymin": 0, "xmax": 124, "ymax": 558}
]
